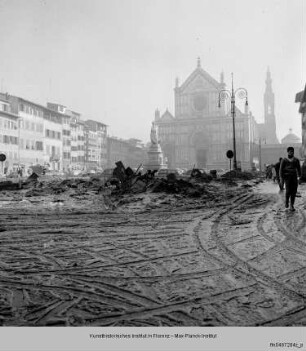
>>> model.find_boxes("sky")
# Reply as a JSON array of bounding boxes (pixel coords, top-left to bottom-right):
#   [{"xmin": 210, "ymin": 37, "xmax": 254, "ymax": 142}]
[{"xmin": 0, "ymin": 0, "xmax": 305, "ymax": 143}]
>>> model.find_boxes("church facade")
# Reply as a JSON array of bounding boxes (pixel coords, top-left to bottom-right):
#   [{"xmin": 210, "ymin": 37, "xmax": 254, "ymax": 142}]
[{"xmin": 154, "ymin": 59, "xmax": 258, "ymax": 170}]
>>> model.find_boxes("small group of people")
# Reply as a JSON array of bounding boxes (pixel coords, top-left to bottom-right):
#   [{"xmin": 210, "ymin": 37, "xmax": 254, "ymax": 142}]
[{"xmin": 269, "ymin": 146, "xmax": 301, "ymax": 211}]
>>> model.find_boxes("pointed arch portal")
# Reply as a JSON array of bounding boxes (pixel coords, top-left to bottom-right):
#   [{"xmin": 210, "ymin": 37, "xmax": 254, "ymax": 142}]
[{"xmin": 191, "ymin": 131, "xmax": 208, "ymax": 168}]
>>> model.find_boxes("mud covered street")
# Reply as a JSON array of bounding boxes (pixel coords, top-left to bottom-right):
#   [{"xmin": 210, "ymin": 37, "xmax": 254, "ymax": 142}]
[{"xmin": 0, "ymin": 177, "xmax": 306, "ymax": 327}]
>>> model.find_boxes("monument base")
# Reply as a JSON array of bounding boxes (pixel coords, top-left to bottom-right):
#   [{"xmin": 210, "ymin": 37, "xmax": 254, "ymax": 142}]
[{"xmin": 144, "ymin": 144, "xmax": 167, "ymax": 171}]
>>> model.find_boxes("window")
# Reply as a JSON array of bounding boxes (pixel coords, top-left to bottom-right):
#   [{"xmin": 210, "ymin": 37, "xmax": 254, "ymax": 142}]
[
  {"xmin": 9, "ymin": 136, "xmax": 18, "ymax": 144},
  {"xmin": 63, "ymin": 152, "xmax": 71, "ymax": 159},
  {"xmin": 36, "ymin": 141, "xmax": 43, "ymax": 150}
]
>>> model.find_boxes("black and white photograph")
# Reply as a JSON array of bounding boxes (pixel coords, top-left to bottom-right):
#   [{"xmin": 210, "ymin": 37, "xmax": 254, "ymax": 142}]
[{"xmin": 0, "ymin": 0, "xmax": 305, "ymax": 350}]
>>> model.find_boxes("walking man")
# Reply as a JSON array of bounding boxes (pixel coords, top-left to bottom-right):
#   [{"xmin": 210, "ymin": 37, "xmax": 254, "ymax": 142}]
[{"xmin": 279, "ymin": 147, "xmax": 301, "ymax": 211}]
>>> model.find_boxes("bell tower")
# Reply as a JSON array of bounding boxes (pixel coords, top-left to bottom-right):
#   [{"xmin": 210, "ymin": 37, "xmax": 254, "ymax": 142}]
[{"xmin": 264, "ymin": 67, "xmax": 279, "ymax": 144}]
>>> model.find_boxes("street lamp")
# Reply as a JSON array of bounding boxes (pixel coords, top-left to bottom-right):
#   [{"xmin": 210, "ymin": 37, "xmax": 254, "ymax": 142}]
[{"xmin": 218, "ymin": 73, "xmax": 248, "ymax": 170}]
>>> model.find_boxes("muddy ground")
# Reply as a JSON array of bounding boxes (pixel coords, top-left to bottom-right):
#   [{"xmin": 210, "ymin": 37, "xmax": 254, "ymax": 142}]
[{"xmin": 0, "ymin": 175, "xmax": 305, "ymax": 326}]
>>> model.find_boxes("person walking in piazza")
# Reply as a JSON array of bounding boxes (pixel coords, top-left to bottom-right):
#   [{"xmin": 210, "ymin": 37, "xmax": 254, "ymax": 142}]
[
  {"xmin": 279, "ymin": 147, "xmax": 301, "ymax": 211},
  {"xmin": 271, "ymin": 165, "xmax": 277, "ymax": 182},
  {"xmin": 274, "ymin": 157, "xmax": 284, "ymax": 190}
]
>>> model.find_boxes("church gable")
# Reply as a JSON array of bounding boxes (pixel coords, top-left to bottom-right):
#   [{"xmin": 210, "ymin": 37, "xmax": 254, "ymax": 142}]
[
  {"xmin": 160, "ymin": 109, "xmax": 174, "ymax": 122},
  {"xmin": 174, "ymin": 60, "xmax": 222, "ymax": 119},
  {"xmin": 179, "ymin": 68, "xmax": 220, "ymax": 94}
]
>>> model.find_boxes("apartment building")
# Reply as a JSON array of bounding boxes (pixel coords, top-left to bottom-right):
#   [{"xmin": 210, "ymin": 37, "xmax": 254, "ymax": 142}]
[
  {"xmin": 9, "ymin": 95, "xmax": 45, "ymax": 171},
  {"xmin": 1, "ymin": 93, "xmax": 145, "ymax": 175},
  {"xmin": 107, "ymin": 137, "xmax": 147, "ymax": 168},
  {"xmin": 61, "ymin": 114, "xmax": 72, "ymax": 172},
  {"xmin": 84, "ymin": 119, "xmax": 108, "ymax": 169},
  {"xmin": 43, "ymin": 108, "xmax": 63, "ymax": 171},
  {"xmin": 68, "ymin": 112, "xmax": 85, "ymax": 171},
  {"xmin": 7, "ymin": 96, "xmax": 66, "ymax": 172},
  {"xmin": 47, "ymin": 104, "xmax": 108, "ymax": 172},
  {"xmin": 0, "ymin": 93, "xmax": 19, "ymax": 174},
  {"xmin": 47, "ymin": 103, "xmax": 71, "ymax": 172},
  {"xmin": 47, "ymin": 103, "xmax": 86, "ymax": 172}
]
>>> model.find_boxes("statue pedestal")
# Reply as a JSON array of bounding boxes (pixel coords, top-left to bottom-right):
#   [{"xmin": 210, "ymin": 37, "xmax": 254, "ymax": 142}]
[{"xmin": 144, "ymin": 143, "xmax": 167, "ymax": 171}]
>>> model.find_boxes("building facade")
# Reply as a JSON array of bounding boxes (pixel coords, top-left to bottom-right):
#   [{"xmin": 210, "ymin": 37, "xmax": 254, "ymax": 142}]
[
  {"xmin": 154, "ymin": 59, "xmax": 257, "ymax": 170},
  {"xmin": 0, "ymin": 93, "xmax": 20, "ymax": 173},
  {"xmin": 0, "ymin": 92, "xmax": 144, "ymax": 175},
  {"xmin": 84, "ymin": 119, "xmax": 108, "ymax": 170},
  {"xmin": 296, "ymin": 84, "xmax": 306, "ymax": 161},
  {"xmin": 43, "ymin": 108, "xmax": 63, "ymax": 171},
  {"xmin": 107, "ymin": 137, "xmax": 147, "ymax": 169}
]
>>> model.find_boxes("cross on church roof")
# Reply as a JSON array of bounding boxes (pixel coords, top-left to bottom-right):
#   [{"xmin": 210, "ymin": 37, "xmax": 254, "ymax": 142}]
[{"xmin": 197, "ymin": 57, "xmax": 201, "ymax": 68}]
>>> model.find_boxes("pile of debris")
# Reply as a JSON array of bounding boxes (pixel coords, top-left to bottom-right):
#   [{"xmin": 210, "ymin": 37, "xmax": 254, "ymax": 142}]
[
  {"xmin": 0, "ymin": 161, "xmax": 260, "ymax": 201},
  {"xmin": 23, "ymin": 177, "xmax": 105, "ymax": 197},
  {"xmin": 220, "ymin": 169, "xmax": 255, "ymax": 180},
  {"xmin": 0, "ymin": 181, "xmax": 21, "ymax": 191},
  {"xmin": 104, "ymin": 163, "xmax": 222, "ymax": 198}
]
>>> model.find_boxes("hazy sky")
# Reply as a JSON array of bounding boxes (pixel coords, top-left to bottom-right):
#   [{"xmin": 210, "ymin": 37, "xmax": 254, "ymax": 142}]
[{"xmin": 0, "ymin": 0, "xmax": 305, "ymax": 143}]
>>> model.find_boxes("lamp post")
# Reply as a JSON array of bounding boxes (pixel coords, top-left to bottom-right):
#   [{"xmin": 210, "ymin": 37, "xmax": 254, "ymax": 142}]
[{"xmin": 218, "ymin": 73, "xmax": 248, "ymax": 170}]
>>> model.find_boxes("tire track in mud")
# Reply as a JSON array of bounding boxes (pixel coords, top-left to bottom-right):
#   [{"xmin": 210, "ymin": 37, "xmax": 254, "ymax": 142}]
[
  {"xmin": 46, "ymin": 192, "xmax": 254, "ymax": 324},
  {"xmin": 1, "ymin": 204, "xmax": 207, "ymax": 325},
  {"xmin": 12, "ymin": 250, "xmax": 199, "ymax": 275},
  {"xmin": 86, "ymin": 284, "xmax": 259, "ymax": 326},
  {"xmin": 275, "ymin": 210, "xmax": 306, "ymax": 248},
  {"xmin": 2, "ymin": 185, "xmax": 305, "ymax": 326},
  {"xmin": 200, "ymin": 190, "xmax": 306, "ymax": 326},
  {"xmin": 257, "ymin": 305, "xmax": 306, "ymax": 326},
  {"xmin": 255, "ymin": 194, "xmax": 306, "ymax": 300},
  {"xmin": 0, "ymin": 276, "xmax": 143, "ymax": 310},
  {"xmin": 255, "ymin": 210, "xmax": 306, "ymax": 260},
  {"xmin": 57, "ymin": 267, "xmax": 228, "ymax": 284}
]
